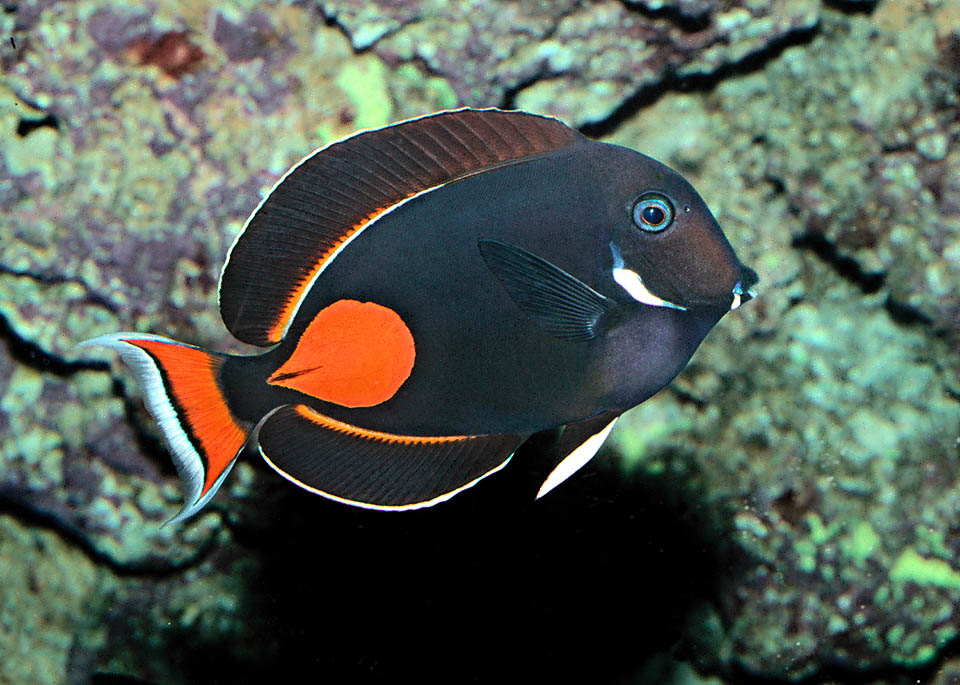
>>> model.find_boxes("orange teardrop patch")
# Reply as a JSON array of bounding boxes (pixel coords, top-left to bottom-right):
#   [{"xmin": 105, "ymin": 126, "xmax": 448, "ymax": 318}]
[{"xmin": 268, "ymin": 299, "xmax": 415, "ymax": 408}]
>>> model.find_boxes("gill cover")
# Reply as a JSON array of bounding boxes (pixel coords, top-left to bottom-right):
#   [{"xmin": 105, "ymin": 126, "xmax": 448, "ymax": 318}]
[{"xmin": 595, "ymin": 145, "xmax": 747, "ymax": 311}]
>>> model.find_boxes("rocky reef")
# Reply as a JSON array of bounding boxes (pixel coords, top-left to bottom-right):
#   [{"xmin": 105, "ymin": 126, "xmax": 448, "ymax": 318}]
[{"xmin": 0, "ymin": 0, "xmax": 957, "ymax": 682}]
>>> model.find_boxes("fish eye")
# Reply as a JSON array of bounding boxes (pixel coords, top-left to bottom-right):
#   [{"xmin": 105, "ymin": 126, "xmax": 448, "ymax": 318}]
[{"xmin": 632, "ymin": 194, "xmax": 674, "ymax": 232}]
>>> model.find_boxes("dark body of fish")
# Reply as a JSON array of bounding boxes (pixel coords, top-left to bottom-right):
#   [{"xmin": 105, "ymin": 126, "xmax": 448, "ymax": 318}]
[{"xmin": 81, "ymin": 108, "xmax": 757, "ymax": 519}]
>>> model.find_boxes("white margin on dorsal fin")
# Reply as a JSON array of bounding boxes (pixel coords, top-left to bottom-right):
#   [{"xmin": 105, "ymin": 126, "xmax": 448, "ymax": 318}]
[{"xmin": 218, "ymin": 108, "xmax": 582, "ymax": 346}]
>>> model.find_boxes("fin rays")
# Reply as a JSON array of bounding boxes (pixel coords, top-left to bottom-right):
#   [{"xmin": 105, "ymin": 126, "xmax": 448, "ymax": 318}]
[
  {"xmin": 479, "ymin": 239, "xmax": 614, "ymax": 341},
  {"xmin": 78, "ymin": 334, "xmax": 250, "ymax": 523},
  {"xmin": 219, "ymin": 109, "xmax": 583, "ymax": 347},
  {"xmin": 258, "ymin": 404, "xmax": 524, "ymax": 510}
]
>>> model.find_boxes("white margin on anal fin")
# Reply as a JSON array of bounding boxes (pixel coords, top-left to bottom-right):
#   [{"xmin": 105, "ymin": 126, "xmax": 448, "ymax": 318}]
[
  {"xmin": 536, "ymin": 417, "xmax": 619, "ymax": 500},
  {"xmin": 76, "ymin": 333, "xmax": 233, "ymax": 524},
  {"xmin": 258, "ymin": 441, "xmax": 514, "ymax": 512}
]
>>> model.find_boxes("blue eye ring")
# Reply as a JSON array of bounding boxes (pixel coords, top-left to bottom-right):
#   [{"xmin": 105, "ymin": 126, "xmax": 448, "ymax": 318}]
[{"xmin": 632, "ymin": 194, "xmax": 674, "ymax": 232}]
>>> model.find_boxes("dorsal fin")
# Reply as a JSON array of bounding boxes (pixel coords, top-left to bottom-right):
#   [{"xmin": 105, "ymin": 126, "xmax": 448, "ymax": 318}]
[{"xmin": 219, "ymin": 108, "xmax": 584, "ymax": 346}]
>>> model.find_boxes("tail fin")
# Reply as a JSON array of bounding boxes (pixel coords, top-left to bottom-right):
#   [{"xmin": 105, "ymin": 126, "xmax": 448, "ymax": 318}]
[{"xmin": 78, "ymin": 334, "xmax": 251, "ymax": 523}]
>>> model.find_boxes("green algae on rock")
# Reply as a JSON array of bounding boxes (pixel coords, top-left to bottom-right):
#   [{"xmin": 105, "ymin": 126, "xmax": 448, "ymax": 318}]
[
  {"xmin": 891, "ymin": 548, "xmax": 960, "ymax": 592},
  {"xmin": 0, "ymin": 512, "xmax": 268, "ymax": 684},
  {"xmin": 607, "ymin": 3, "xmax": 959, "ymax": 678},
  {"xmin": 0, "ymin": 0, "xmax": 460, "ymax": 544},
  {"xmin": 322, "ymin": 0, "xmax": 823, "ymax": 126}
]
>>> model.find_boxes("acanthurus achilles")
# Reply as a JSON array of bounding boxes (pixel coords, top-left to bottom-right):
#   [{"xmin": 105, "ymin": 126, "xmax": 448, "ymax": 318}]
[{"xmin": 81, "ymin": 108, "xmax": 758, "ymax": 522}]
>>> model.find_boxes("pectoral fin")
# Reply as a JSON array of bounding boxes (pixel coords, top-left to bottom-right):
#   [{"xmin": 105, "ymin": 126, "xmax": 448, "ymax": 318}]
[{"xmin": 478, "ymin": 239, "xmax": 613, "ymax": 341}]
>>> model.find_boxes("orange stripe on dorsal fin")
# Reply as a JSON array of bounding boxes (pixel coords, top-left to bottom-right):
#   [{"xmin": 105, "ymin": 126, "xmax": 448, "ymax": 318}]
[
  {"xmin": 258, "ymin": 404, "xmax": 526, "ymax": 510},
  {"xmin": 219, "ymin": 108, "xmax": 584, "ymax": 347},
  {"xmin": 267, "ymin": 299, "xmax": 415, "ymax": 408}
]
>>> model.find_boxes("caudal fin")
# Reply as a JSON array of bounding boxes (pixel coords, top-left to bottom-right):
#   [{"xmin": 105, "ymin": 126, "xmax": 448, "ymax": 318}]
[{"xmin": 78, "ymin": 334, "xmax": 251, "ymax": 523}]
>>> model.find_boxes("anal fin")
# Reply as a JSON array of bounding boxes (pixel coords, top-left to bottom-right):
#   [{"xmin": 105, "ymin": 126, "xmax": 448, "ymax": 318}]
[
  {"xmin": 536, "ymin": 411, "xmax": 620, "ymax": 500},
  {"xmin": 258, "ymin": 404, "xmax": 525, "ymax": 510}
]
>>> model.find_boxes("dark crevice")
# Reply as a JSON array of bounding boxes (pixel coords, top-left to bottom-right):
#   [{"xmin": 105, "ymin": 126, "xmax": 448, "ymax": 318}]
[
  {"xmin": 318, "ymin": 7, "xmax": 351, "ymax": 39},
  {"xmin": 763, "ymin": 174, "xmax": 787, "ymax": 195},
  {"xmin": 89, "ymin": 674, "xmax": 156, "ymax": 685},
  {"xmin": 619, "ymin": 0, "xmax": 711, "ymax": 33},
  {"xmin": 0, "ymin": 492, "xmax": 220, "ymax": 578},
  {"xmin": 16, "ymin": 111, "xmax": 58, "ymax": 137},
  {"xmin": 669, "ymin": 386, "xmax": 707, "ymax": 409},
  {"xmin": 884, "ymin": 296, "xmax": 934, "ymax": 327},
  {"xmin": 791, "ymin": 231, "xmax": 885, "ymax": 294},
  {"xmin": 822, "ymin": 0, "xmax": 879, "ymax": 15},
  {"xmin": 315, "ymin": 4, "xmax": 382, "ymax": 53},
  {"xmin": 0, "ymin": 297, "xmax": 170, "ymax": 471},
  {"xmin": 0, "ymin": 264, "xmax": 120, "ymax": 314},
  {"xmin": 791, "ymin": 235, "xmax": 954, "ymax": 340},
  {"xmin": 408, "ymin": 54, "xmax": 457, "ymax": 83},
  {"xmin": 579, "ymin": 23, "xmax": 819, "ymax": 138},
  {"xmin": 500, "ymin": 6, "xmax": 583, "ymax": 111},
  {"xmin": 0, "ymin": 310, "xmax": 109, "ymax": 377},
  {"xmin": 501, "ymin": 69, "xmax": 553, "ymax": 111},
  {"xmin": 880, "ymin": 141, "xmax": 913, "ymax": 154},
  {"xmin": 0, "ymin": 311, "xmax": 174, "ymax": 480}
]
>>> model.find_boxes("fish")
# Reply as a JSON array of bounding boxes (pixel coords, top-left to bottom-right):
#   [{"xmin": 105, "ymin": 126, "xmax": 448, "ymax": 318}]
[{"xmin": 79, "ymin": 108, "xmax": 758, "ymax": 522}]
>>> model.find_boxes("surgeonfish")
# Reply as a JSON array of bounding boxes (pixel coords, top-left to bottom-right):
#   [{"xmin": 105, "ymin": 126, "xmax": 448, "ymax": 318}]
[{"xmin": 80, "ymin": 108, "xmax": 758, "ymax": 522}]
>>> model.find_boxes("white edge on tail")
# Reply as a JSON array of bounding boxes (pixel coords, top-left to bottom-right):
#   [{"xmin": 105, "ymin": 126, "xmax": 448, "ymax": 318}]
[{"xmin": 77, "ymin": 333, "xmax": 234, "ymax": 524}]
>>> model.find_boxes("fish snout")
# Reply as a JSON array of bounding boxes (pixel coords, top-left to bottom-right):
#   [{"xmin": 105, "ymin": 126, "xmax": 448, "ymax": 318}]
[{"xmin": 730, "ymin": 266, "xmax": 759, "ymax": 311}]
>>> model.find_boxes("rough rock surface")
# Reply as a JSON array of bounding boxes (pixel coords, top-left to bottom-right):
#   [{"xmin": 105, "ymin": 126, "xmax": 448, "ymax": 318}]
[
  {"xmin": 607, "ymin": 2, "xmax": 960, "ymax": 680},
  {"xmin": 0, "ymin": 0, "xmax": 958, "ymax": 682},
  {"xmin": 323, "ymin": 0, "xmax": 823, "ymax": 126}
]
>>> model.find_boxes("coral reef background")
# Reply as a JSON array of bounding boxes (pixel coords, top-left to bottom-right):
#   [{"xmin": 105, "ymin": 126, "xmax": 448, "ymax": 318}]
[{"xmin": 1, "ymin": 0, "xmax": 958, "ymax": 682}]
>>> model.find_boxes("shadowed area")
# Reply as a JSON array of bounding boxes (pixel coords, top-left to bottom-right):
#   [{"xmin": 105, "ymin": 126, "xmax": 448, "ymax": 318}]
[{"xmin": 136, "ymin": 436, "xmax": 726, "ymax": 683}]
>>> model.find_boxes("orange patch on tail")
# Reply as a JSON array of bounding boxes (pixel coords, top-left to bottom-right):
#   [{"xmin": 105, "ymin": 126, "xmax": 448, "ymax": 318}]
[
  {"xmin": 132, "ymin": 339, "xmax": 248, "ymax": 494},
  {"xmin": 268, "ymin": 299, "xmax": 415, "ymax": 408}
]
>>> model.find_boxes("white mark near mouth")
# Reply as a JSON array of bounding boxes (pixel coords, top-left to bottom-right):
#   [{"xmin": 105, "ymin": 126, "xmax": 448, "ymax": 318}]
[
  {"xmin": 610, "ymin": 243, "xmax": 687, "ymax": 311},
  {"xmin": 730, "ymin": 279, "xmax": 757, "ymax": 311}
]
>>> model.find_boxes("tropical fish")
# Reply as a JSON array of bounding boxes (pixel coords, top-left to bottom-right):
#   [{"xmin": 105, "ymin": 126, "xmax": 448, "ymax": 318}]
[{"xmin": 80, "ymin": 108, "xmax": 757, "ymax": 522}]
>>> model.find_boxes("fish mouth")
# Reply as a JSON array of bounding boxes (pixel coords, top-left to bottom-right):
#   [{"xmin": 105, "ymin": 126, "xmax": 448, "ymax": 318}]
[
  {"xmin": 610, "ymin": 243, "xmax": 759, "ymax": 313},
  {"xmin": 730, "ymin": 266, "xmax": 759, "ymax": 311}
]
